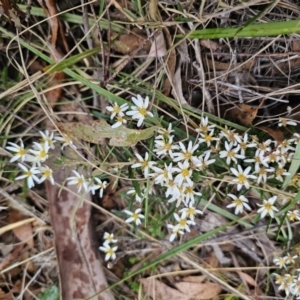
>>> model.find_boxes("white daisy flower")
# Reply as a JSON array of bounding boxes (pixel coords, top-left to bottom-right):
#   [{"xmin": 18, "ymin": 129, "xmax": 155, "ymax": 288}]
[
  {"xmin": 15, "ymin": 163, "xmax": 40, "ymax": 189},
  {"xmin": 124, "ymin": 208, "xmax": 145, "ymax": 226},
  {"xmin": 278, "ymin": 118, "xmax": 297, "ymax": 127},
  {"xmin": 226, "ymin": 194, "xmax": 251, "ymax": 215},
  {"xmin": 230, "ymin": 165, "xmax": 257, "ymax": 191},
  {"xmin": 39, "ymin": 130, "xmax": 56, "ymax": 149},
  {"xmin": 111, "ymin": 115, "xmax": 127, "ymax": 128},
  {"xmin": 91, "ymin": 178, "xmax": 108, "ymax": 197},
  {"xmin": 103, "ymin": 232, "xmax": 118, "ymax": 244},
  {"xmin": 195, "ymin": 116, "xmax": 215, "ymax": 133},
  {"xmin": 126, "ymin": 94, "xmax": 153, "ymax": 127},
  {"xmin": 191, "ymin": 151, "xmax": 215, "ymax": 171},
  {"xmin": 257, "ymin": 195, "xmax": 278, "ymax": 218},
  {"xmin": 131, "ymin": 152, "xmax": 156, "ymax": 178},
  {"xmin": 66, "ymin": 170, "xmax": 89, "ymax": 193},
  {"xmin": 173, "ymin": 160, "xmax": 193, "ymax": 186},
  {"xmin": 54, "ymin": 134, "xmax": 76, "ymax": 150},
  {"xmin": 167, "ymin": 224, "xmax": 184, "ymax": 242},
  {"xmin": 172, "ymin": 141, "xmax": 199, "ymax": 163},
  {"xmin": 38, "ymin": 165, "xmax": 54, "ymax": 185},
  {"xmin": 28, "ymin": 141, "xmax": 50, "ymax": 165},
  {"xmin": 99, "ymin": 241, "xmax": 118, "ymax": 261},
  {"xmin": 106, "ymin": 102, "xmax": 128, "ymax": 119},
  {"xmin": 219, "ymin": 142, "xmax": 244, "ymax": 165},
  {"xmin": 179, "ymin": 203, "xmax": 203, "ymax": 221},
  {"xmin": 6, "ymin": 140, "xmax": 29, "ymax": 162}
]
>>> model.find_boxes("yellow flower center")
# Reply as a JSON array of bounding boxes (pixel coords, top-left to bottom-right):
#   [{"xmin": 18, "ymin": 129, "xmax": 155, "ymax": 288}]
[
  {"xmin": 181, "ymin": 169, "xmax": 189, "ymax": 177},
  {"xmin": 138, "ymin": 107, "xmax": 147, "ymax": 116}
]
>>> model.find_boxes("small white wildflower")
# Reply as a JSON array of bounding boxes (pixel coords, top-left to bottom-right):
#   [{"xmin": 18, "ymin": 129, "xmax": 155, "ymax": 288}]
[
  {"xmin": 66, "ymin": 170, "xmax": 89, "ymax": 193},
  {"xmin": 195, "ymin": 116, "xmax": 215, "ymax": 133},
  {"xmin": 219, "ymin": 127, "xmax": 241, "ymax": 145},
  {"xmin": 245, "ymin": 149, "xmax": 270, "ymax": 169},
  {"xmin": 226, "ymin": 194, "xmax": 251, "ymax": 215},
  {"xmin": 173, "ymin": 160, "xmax": 193, "ymax": 186},
  {"xmin": 91, "ymin": 178, "xmax": 108, "ymax": 197},
  {"xmin": 38, "ymin": 165, "xmax": 54, "ymax": 185},
  {"xmin": 150, "ymin": 163, "xmax": 175, "ymax": 186},
  {"xmin": 54, "ymin": 134, "xmax": 76, "ymax": 150},
  {"xmin": 238, "ymin": 133, "xmax": 256, "ymax": 156},
  {"xmin": 274, "ymin": 163, "xmax": 290, "ymax": 182},
  {"xmin": 179, "ymin": 203, "xmax": 203, "ymax": 221},
  {"xmin": 273, "ymin": 256, "xmax": 286, "ymax": 268},
  {"xmin": 230, "ymin": 165, "xmax": 257, "ymax": 191},
  {"xmin": 219, "ymin": 141, "xmax": 244, "ymax": 165},
  {"xmin": 39, "ymin": 130, "xmax": 56, "ymax": 149},
  {"xmin": 254, "ymin": 164, "xmax": 274, "ymax": 184},
  {"xmin": 278, "ymin": 118, "xmax": 297, "ymax": 127},
  {"xmin": 174, "ymin": 211, "xmax": 195, "ymax": 232},
  {"xmin": 124, "ymin": 208, "xmax": 144, "ymax": 226},
  {"xmin": 28, "ymin": 141, "xmax": 50, "ymax": 165},
  {"xmin": 182, "ymin": 183, "xmax": 202, "ymax": 205},
  {"xmin": 172, "ymin": 141, "xmax": 199, "ymax": 163},
  {"xmin": 103, "ymin": 232, "xmax": 118, "ymax": 244},
  {"xmin": 131, "ymin": 152, "xmax": 156, "ymax": 178},
  {"xmin": 15, "ymin": 163, "xmax": 40, "ymax": 189},
  {"xmin": 99, "ymin": 241, "xmax": 118, "ymax": 261},
  {"xmin": 111, "ymin": 115, "xmax": 127, "ymax": 128},
  {"xmin": 127, "ymin": 188, "xmax": 144, "ymax": 203},
  {"xmin": 287, "ymin": 210, "xmax": 300, "ymax": 222},
  {"xmin": 257, "ymin": 196, "xmax": 278, "ymax": 218},
  {"xmin": 198, "ymin": 130, "xmax": 220, "ymax": 147},
  {"xmin": 154, "ymin": 136, "xmax": 179, "ymax": 158},
  {"xmin": 126, "ymin": 94, "xmax": 153, "ymax": 127},
  {"xmin": 6, "ymin": 140, "xmax": 29, "ymax": 162},
  {"xmin": 156, "ymin": 123, "xmax": 174, "ymax": 139},
  {"xmin": 106, "ymin": 102, "xmax": 128, "ymax": 119},
  {"xmin": 167, "ymin": 224, "xmax": 184, "ymax": 242},
  {"xmin": 256, "ymin": 139, "xmax": 272, "ymax": 155},
  {"xmin": 191, "ymin": 151, "xmax": 215, "ymax": 171}
]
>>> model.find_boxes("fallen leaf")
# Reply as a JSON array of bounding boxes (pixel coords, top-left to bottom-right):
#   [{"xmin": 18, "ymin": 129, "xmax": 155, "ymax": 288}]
[
  {"xmin": 237, "ymin": 271, "xmax": 257, "ymax": 287},
  {"xmin": 57, "ymin": 120, "xmax": 157, "ymax": 147},
  {"xmin": 175, "ymin": 281, "xmax": 222, "ymax": 299},
  {"xmin": 110, "ymin": 30, "xmax": 151, "ymax": 54},
  {"xmin": 148, "ymin": 32, "xmax": 167, "ymax": 57},
  {"xmin": 8, "ymin": 209, "xmax": 34, "ymax": 248},
  {"xmin": 227, "ymin": 103, "xmax": 258, "ymax": 126},
  {"xmin": 141, "ymin": 278, "xmax": 188, "ymax": 300},
  {"xmin": 257, "ymin": 126, "xmax": 284, "ymax": 145}
]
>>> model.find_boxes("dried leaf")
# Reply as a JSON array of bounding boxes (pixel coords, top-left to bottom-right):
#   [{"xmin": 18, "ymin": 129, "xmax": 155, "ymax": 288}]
[
  {"xmin": 227, "ymin": 103, "xmax": 259, "ymax": 126},
  {"xmin": 148, "ymin": 32, "xmax": 167, "ymax": 57},
  {"xmin": 237, "ymin": 271, "xmax": 257, "ymax": 287},
  {"xmin": 57, "ymin": 120, "xmax": 157, "ymax": 147},
  {"xmin": 257, "ymin": 126, "xmax": 284, "ymax": 145},
  {"xmin": 110, "ymin": 31, "xmax": 151, "ymax": 54},
  {"xmin": 141, "ymin": 278, "xmax": 188, "ymax": 300},
  {"xmin": 175, "ymin": 281, "xmax": 222, "ymax": 299},
  {"xmin": 200, "ymin": 39, "xmax": 220, "ymax": 51},
  {"xmin": 8, "ymin": 209, "xmax": 34, "ymax": 248}
]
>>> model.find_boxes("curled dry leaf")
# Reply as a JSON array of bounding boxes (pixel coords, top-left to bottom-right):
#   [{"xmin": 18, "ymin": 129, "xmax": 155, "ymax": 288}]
[
  {"xmin": 227, "ymin": 98, "xmax": 265, "ymax": 126},
  {"xmin": 109, "ymin": 30, "xmax": 151, "ymax": 54},
  {"xmin": 148, "ymin": 32, "xmax": 167, "ymax": 58},
  {"xmin": 257, "ymin": 126, "xmax": 284, "ymax": 146},
  {"xmin": 57, "ymin": 120, "xmax": 157, "ymax": 147}
]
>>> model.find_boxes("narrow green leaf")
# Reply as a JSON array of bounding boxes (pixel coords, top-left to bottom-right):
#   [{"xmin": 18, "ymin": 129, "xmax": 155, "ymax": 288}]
[
  {"xmin": 178, "ymin": 20, "xmax": 300, "ymax": 39},
  {"xmin": 282, "ymin": 142, "xmax": 300, "ymax": 189},
  {"xmin": 43, "ymin": 47, "xmax": 101, "ymax": 73}
]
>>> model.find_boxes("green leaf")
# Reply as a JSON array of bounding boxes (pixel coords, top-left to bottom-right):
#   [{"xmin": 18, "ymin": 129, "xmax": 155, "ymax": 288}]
[
  {"xmin": 43, "ymin": 47, "xmax": 101, "ymax": 73},
  {"xmin": 177, "ymin": 20, "xmax": 300, "ymax": 39},
  {"xmin": 282, "ymin": 141, "xmax": 300, "ymax": 189},
  {"xmin": 38, "ymin": 285, "xmax": 59, "ymax": 300},
  {"xmin": 58, "ymin": 120, "xmax": 157, "ymax": 147}
]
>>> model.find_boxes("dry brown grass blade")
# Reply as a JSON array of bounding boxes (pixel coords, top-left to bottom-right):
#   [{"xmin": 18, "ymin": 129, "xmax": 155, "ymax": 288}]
[{"xmin": 45, "ymin": 146, "xmax": 114, "ymax": 300}]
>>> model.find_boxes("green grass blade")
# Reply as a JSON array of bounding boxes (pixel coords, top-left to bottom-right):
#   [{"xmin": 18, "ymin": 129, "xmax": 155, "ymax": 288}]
[{"xmin": 178, "ymin": 20, "xmax": 300, "ymax": 39}]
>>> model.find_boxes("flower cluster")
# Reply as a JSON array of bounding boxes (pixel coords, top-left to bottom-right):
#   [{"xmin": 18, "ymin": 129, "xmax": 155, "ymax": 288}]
[
  {"xmin": 6, "ymin": 131, "xmax": 108, "ymax": 197},
  {"xmin": 99, "ymin": 232, "xmax": 118, "ymax": 261},
  {"xmin": 273, "ymin": 253, "xmax": 300, "ymax": 297}
]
